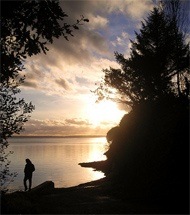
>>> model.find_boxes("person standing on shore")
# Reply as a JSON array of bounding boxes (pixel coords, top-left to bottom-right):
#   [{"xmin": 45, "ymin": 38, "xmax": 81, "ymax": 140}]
[{"xmin": 24, "ymin": 158, "xmax": 35, "ymax": 191}]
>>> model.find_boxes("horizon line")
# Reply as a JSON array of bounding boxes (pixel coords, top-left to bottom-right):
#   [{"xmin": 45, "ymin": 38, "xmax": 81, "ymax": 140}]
[{"xmin": 11, "ymin": 135, "xmax": 106, "ymax": 138}]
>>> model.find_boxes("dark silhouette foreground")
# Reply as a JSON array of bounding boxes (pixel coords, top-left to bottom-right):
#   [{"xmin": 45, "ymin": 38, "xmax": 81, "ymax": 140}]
[
  {"xmin": 2, "ymin": 176, "xmax": 188, "ymax": 214},
  {"xmin": 2, "ymin": 98, "xmax": 189, "ymax": 214},
  {"xmin": 24, "ymin": 159, "xmax": 35, "ymax": 191}
]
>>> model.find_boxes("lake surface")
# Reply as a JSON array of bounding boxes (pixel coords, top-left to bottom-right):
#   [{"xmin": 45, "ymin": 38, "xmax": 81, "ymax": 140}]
[{"xmin": 4, "ymin": 137, "xmax": 108, "ymax": 192}]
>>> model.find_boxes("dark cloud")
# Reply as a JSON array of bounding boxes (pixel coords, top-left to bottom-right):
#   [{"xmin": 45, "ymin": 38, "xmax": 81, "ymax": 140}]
[
  {"xmin": 75, "ymin": 76, "xmax": 92, "ymax": 85},
  {"xmin": 22, "ymin": 80, "xmax": 38, "ymax": 88},
  {"xmin": 100, "ymin": 121, "xmax": 115, "ymax": 126},
  {"xmin": 65, "ymin": 118, "xmax": 91, "ymax": 126},
  {"xmin": 24, "ymin": 62, "xmax": 47, "ymax": 79},
  {"xmin": 55, "ymin": 78, "xmax": 71, "ymax": 90},
  {"xmin": 22, "ymin": 0, "xmax": 153, "ymax": 92},
  {"xmin": 47, "ymin": 27, "xmax": 109, "ymax": 66},
  {"xmin": 31, "ymin": 0, "xmax": 153, "ymax": 70},
  {"xmin": 33, "ymin": 1, "xmax": 111, "ymax": 68},
  {"xmin": 60, "ymin": 1, "xmax": 95, "ymax": 22},
  {"xmin": 30, "ymin": 64, "xmax": 44, "ymax": 77},
  {"xmin": 22, "ymin": 62, "xmax": 49, "ymax": 89}
]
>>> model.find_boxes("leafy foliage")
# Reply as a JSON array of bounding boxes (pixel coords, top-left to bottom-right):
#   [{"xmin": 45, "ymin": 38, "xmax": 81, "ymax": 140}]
[
  {"xmin": 1, "ymin": 0, "xmax": 89, "ymax": 82},
  {"xmin": 0, "ymin": 147, "xmax": 17, "ymax": 192},
  {"xmin": 0, "ymin": 77, "xmax": 35, "ymax": 191},
  {"xmin": 0, "ymin": 78, "xmax": 35, "ymax": 139}
]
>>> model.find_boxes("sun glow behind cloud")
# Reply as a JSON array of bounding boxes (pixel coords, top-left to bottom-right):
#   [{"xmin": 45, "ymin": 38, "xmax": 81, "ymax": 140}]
[
  {"xmin": 18, "ymin": 0, "xmax": 156, "ymax": 136},
  {"xmin": 85, "ymin": 100, "xmax": 126, "ymax": 127}
]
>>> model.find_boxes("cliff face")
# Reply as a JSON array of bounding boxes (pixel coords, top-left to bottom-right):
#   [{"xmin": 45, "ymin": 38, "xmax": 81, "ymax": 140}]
[{"xmin": 105, "ymin": 98, "xmax": 189, "ymax": 202}]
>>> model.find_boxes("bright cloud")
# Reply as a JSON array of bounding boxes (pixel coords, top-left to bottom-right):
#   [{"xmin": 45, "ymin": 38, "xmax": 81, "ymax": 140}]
[
  {"xmin": 87, "ymin": 15, "xmax": 109, "ymax": 30},
  {"xmin": 125, "ymin": 0, "xmax": 153, "ymax": 19},
  {"xmin": 112, "ymin": 31, "xmax": 130, "ymax": 47},
  {"xmin": 55, "ymin": 78, "xmax": 72, "ymax": 91}
]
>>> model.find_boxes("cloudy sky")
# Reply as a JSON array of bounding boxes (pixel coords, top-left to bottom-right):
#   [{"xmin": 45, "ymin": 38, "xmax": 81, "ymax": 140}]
[{"xmin": 19, "ymin": 0, "xmax": 159, "ymax": 136}]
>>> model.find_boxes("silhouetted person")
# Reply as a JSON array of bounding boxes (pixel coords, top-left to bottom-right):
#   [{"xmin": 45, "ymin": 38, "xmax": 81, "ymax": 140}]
[{"xmin": 24, "ymin": 158, "xmax": 35, "ymax": 191}]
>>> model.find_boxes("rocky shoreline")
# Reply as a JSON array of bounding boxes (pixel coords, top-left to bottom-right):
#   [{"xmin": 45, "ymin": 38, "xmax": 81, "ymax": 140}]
[
  {"xmin": 2, "ymin": 177, "xmax": 163, "ymax": 214},
  {"xmin": 2, "ymin": 161, "xmax": 186, "ymax": 214}
]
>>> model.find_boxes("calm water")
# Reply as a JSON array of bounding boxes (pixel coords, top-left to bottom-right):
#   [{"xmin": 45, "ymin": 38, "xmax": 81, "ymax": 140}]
[{"xmin": 5, "ymin": 137, "xmax": 107, "ymax": 191}]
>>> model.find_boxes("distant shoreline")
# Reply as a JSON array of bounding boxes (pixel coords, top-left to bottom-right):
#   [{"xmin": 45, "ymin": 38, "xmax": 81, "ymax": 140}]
[{"xmin": 10, "ymin": 135, "xmax": 106, "ymax": 138}]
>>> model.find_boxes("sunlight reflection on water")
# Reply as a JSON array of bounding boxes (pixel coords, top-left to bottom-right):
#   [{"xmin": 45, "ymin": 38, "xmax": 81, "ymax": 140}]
[{"xmin": 6, "ymin": 137, "xmax": 107, "ymax": 191}]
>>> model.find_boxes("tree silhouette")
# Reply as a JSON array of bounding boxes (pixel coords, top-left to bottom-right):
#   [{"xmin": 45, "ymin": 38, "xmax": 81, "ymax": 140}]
[
  {"xmin": 0, "ymin": 0, "xmax": 89, "ymax": 190},
  {"xmin": 1, "ymin": 0, "xmax": 89, "ymax": 82},
  {"xmin": 162, "ymin": 0, "xmax": 190, "ymax": 97},
  {"xmin": 95, "ymin": 2, "xmax": 189, "ymax": 108},
  {"xmin": 0, "ymin": 77, "xmax": 35, "ymax": 191},
  {"xmin": 101, "ymin": 2, "xmax": 189, "ymax": 211}
]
